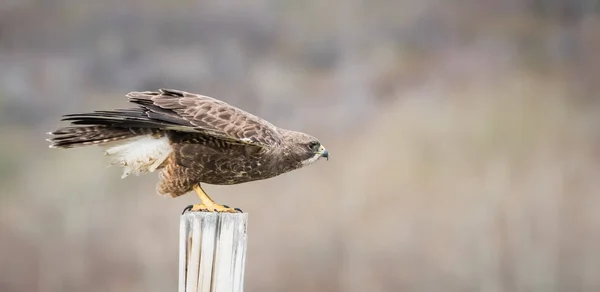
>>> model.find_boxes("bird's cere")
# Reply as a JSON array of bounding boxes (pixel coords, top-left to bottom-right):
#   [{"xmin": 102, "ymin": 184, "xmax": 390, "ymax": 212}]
[{"xmin": 301, "ymin": 144, "xmax": 329, "ymax": 166}]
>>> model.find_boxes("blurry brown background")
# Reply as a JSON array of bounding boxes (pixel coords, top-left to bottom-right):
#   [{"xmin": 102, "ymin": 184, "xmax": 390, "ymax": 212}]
[{"xmin": 1, "ymin": 0, "xmax": 600, "ymax": 291}]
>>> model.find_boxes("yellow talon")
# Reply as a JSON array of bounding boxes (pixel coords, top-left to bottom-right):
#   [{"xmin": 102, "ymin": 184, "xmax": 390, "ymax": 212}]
[
  {"xmin": 190, "ymin": 184, "xmax": 238, "ymax": 213},
  {"xmin": 189, "ymin": 204, "xmax": 237, "ymax": 213}
]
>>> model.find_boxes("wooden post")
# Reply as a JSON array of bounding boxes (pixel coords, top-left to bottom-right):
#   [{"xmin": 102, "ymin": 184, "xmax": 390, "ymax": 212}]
[{"xmin": 179, "ymin": 212, "xmax": 248, "ymax": 292}]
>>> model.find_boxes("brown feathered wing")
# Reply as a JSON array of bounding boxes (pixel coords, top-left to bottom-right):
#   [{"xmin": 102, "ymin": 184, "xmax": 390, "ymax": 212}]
[
  {"xmin": 48, "ymin": 89, "xmax": 283, "ymax": 149},
  {"xmin": 126, "ymin": 89, "xmax": 283, "ymax": 147}
]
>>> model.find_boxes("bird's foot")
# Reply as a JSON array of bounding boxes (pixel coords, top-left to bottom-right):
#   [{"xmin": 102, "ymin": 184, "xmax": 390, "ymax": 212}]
[{"xmin": 182, "ymin": 204, "xmax": 242, "ymax": 214}]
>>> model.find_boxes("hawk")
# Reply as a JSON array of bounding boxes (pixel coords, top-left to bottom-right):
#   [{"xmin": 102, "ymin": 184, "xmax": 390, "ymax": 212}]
[{"xmin": 47, "ymin": 89, "xmax": 329, "ymax": 213}]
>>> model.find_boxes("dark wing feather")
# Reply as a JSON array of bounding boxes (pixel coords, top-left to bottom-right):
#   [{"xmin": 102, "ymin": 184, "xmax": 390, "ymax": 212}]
[{"xmin": 127, "ymin": 89, "xmax": 283, "ymax": 148}]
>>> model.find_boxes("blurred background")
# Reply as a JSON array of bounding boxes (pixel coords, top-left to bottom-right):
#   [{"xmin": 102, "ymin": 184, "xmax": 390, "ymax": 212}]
[{"xmin": 1, "ymin": 0, "xmax": 600, "ymax": 291}]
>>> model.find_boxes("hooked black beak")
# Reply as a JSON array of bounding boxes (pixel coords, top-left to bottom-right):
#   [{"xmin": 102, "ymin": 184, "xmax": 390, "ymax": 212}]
[{"xmin": 321, "ymin": 149, "xmax": 329, "ymax": 160}]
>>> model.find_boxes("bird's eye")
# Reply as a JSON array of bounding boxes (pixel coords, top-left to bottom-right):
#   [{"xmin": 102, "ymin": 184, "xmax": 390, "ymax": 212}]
[{"xmin": 308, "ymin": 141, "xmax": 320, "ymax": 151}]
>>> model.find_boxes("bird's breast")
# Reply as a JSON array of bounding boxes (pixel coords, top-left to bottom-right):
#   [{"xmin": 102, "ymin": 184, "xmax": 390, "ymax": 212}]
[{"xmin": 193, "ymin": 151, "xmax": 292, "ymax": 185}]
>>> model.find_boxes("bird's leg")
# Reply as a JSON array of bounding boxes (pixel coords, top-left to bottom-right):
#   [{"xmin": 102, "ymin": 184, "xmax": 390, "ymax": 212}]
[{"xmin": 185, "ymin": 184, "xmax": 241, "ymax": 213}]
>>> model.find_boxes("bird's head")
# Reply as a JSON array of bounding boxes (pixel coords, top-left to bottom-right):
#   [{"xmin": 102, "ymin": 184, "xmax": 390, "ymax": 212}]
[{"xmin": 281, "ymin": 130, "xmax": 329, "ymax": 167}]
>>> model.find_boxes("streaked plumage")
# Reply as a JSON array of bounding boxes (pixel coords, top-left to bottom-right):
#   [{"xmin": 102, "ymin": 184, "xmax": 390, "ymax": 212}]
[{"xmin": 47, "ymin": 89, "xmax": 328, "ymax": 212}]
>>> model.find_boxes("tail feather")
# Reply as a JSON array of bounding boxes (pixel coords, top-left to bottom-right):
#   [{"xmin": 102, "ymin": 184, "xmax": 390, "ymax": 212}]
[
  {"xmin": 47, "ymin": 126, "xmax": 137, "ymax": 148},
  {"xmin": 47, "ymin": 107, "xmax": 171, "ymax": 148}
]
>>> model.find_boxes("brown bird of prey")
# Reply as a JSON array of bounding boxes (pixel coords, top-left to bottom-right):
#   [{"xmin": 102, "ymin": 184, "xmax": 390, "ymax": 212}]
[{"xmin": 47, "ymin": 89, "xmax": 329, "ymax": 213}]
